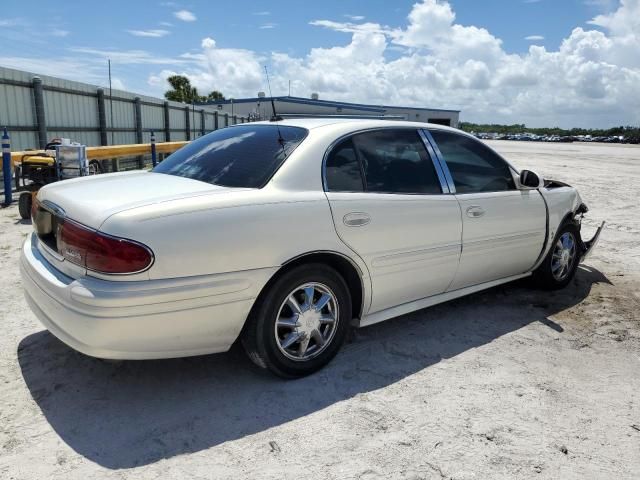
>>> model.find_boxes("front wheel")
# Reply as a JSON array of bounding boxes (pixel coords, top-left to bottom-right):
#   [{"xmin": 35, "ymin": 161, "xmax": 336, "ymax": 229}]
[
  {"xmin": 242, "ymin": 264, "xmax": 352, "ymax": 378},
  {"xmin": 532, "ymin": 222, "xmax": 581, "ymax": 290}
]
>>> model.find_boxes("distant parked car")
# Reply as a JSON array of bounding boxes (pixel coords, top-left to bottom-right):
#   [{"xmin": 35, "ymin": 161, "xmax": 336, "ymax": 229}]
[{"xmin": 21, "ymin": 119, "xmax": 603, "ymax": 377}]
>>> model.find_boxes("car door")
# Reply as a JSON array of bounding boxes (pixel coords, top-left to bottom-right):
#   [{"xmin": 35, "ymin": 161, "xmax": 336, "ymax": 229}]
[
  {"xmin": 324, "ymin": 128, "xmax": 462, "ymax": 315},
  {"xmin": 426, "ymin": 129, "xmax": 546, "ymax": 290}
]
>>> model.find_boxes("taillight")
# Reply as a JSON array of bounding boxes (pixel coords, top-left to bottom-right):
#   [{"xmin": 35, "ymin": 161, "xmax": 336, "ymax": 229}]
[{"xmin": 58, "ymin": 219, "xmax": 153, "ymax": 274}]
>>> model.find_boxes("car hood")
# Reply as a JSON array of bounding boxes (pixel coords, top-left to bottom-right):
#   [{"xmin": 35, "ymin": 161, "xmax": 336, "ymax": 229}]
[{"xmin": 37, "ymin": 171, "xmax": 232, "ymax": 229}]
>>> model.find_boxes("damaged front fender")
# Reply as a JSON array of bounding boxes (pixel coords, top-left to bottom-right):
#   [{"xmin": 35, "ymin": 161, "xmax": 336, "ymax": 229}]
[{"xmin": 580, "ymin": 221, "xmax": 605, "ymax": 262}]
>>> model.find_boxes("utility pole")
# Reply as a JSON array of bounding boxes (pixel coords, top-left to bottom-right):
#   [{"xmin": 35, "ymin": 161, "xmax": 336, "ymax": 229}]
[{"xmin": 108, "ymin": 59, "xmax": 114, "ymax": 146}]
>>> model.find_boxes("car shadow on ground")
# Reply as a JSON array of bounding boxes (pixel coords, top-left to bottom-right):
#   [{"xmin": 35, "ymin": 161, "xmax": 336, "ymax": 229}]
[{"xmin": 18, "ymin": 265, "xmax": 610, "ymax": 469}]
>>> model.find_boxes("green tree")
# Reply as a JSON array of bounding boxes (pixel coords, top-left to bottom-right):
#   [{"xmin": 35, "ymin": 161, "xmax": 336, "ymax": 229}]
[
  {"xmin": 164, "ymin": 75, "xmax": 198, "ymax": 103},
  {"xmin": 206, "ymin": 90, "xmax": 225, "ymax": 101},
  {"xmin": 164, "ymin": 75, "xmax": 225, "ymax": 103}
]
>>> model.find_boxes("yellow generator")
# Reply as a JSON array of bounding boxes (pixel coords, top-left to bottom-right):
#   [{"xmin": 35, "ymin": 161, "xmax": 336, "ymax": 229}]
[{"xmin": 16, "ymin": 139, "xmax": 91, "ymax": 219}]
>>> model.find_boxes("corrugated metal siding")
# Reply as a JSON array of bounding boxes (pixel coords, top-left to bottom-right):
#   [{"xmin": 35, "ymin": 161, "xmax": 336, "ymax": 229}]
[
  {"xmin": 0, "ymin": 84, "xmax": 34, "ymax": 126},
  {"xmin": 169, "ymin": 107, "xmax": 186, "ymax": 129},
  {"xmin": 0, "ymin": 66, "xmax": 222, "ymax": 151},
  {"xmin": 9, "ymin": 132, "xmax": 38, "ymax": 152},
  {"xmin": 205, "ymin": 112, "xmax": 216, "ymax": 132},
  {"xmin": 45, "ymin": 91, "xmax": 99, "ymax": 128},
  {"xmin": 171, "ymin": 131, "xmax": 187, "ymax": 141},
  {"xmin": 109, "ymin": 100, "xmax": 134, "ymax": 129},
  {"xmin": 141, "ymin": 104, "xmax": 164, "ymax": 130}
]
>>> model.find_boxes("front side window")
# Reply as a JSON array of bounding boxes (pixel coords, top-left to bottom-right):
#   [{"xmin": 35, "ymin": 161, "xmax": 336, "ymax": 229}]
[
  {"xmin": 352, "ymin": 129, "xmax": 442, "ymax": 194},
  {"xmin": 153, "ymin": 125, "xmax": 308, "ymax": 188},
  {"xmin": 429, "ymin": 130, "xmax": 516, "ymax": 193}
]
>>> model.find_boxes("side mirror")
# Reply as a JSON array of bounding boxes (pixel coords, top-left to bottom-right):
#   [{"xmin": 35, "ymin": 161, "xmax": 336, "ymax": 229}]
[{"xmin": 519, "ymin": 169, "xmax": 544, "ymax": 189}]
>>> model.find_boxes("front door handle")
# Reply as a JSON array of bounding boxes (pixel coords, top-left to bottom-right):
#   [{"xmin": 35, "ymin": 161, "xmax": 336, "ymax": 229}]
[
  {"xmin": 343, "ymin": 212, "xmax": 371, "ymax": 227},
  {"xmin": 466, "ymin": 206, "xmax": 485, "ymax": 218}
]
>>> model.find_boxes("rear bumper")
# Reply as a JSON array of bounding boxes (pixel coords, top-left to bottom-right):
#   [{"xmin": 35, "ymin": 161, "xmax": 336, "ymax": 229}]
[{"xmin": 20, "ymin": 233, "xmax": 276, "ymax": 359}]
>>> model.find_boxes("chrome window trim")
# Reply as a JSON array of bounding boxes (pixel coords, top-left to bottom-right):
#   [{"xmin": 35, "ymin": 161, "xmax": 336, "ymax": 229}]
[
  {"xmin": 417, "ymin": 129, "xmax": 451, "ymax": 194},
  {"xmin": 421, "ymin": 129, "xmax": 456, "ymax": 194},
  {"xmin": 321, "ymin": 126, "xmax": 447, "ymax": 195}
]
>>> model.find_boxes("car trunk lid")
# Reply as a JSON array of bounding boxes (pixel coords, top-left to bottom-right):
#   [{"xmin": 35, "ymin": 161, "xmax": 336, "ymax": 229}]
[
  {"xmin": 32, "ymin": 171, "xmax": 232, "ymax": 278},
  {"xmin": 37, "ymin": 171, "xmax": 225, "ymax": 229}
]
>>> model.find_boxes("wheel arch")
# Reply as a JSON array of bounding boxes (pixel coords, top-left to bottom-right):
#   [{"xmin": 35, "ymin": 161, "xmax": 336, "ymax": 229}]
[{"xmin": 255, "ymin": 251, "xmax": 366, "ymax": 324}]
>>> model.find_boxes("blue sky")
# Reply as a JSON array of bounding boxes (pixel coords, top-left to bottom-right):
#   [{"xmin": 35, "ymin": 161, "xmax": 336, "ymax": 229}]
[{"xmin": 1, "ymin": 0, "xmax": 637, "ymax": 127}]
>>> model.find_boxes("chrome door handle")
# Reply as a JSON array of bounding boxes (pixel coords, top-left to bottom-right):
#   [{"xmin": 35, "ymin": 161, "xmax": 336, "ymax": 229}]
[
  {"xmin": 466, "ymin": 206, "xmax": 485, "ymax": 218},
  {"xmin": 343, "ymin": 212, "xmax": 371, "ymax": 227}
]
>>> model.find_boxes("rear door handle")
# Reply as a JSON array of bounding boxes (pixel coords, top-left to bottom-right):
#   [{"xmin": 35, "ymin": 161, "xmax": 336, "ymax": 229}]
[
  {"xmin": 343, "ymin": 212, "xmax": 371, "ymax": 227},
  {"xmin": 466, "ymin": 206, "xmax": 485, "ymax": 218}
]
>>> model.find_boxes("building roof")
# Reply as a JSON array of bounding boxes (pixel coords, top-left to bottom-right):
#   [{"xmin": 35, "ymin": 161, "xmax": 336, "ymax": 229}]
[{"xmin": 197, "ymin": 95, "xmax": 460, "ymax": 114}]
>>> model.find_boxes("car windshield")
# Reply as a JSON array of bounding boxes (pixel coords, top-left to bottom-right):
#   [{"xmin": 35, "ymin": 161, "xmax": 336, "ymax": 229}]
[{"xmin": 153, "ymin": 125, "xmax": 308, "ymax": 188}]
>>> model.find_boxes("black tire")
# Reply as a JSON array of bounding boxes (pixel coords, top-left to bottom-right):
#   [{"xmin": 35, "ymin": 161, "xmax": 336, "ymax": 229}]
[
  {"xmin": 242, "ymin": 263, "xmax": 352, "ymax": 378},
  {"xmin": 89, "ymin": 160, "xmax": 103, "ymax": 174},
  {"xmin": 18, "ymin": 192, "xmax": 32, "ymax": 219},
  {"xmin": 532, "ymin": 222, "xmax": 581, "ymax": 290}
]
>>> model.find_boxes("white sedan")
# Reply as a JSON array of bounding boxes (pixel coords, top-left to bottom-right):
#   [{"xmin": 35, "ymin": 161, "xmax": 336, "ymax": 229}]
[{"xmin": 21, "ymin": 119, "xmax": 602, "ymax": 377}]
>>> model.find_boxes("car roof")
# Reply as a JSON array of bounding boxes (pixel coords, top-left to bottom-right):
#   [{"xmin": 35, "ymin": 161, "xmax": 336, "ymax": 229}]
[{"xmin": 245, "ymin": 117, "xmax": 462, "ymax": 134}]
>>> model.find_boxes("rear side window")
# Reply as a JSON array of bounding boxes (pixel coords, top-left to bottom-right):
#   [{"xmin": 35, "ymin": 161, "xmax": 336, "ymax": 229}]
[
  {"xmin": 153, "ymin": 125, "xmax": 308, "ymax": 188},
  {"xmin": 430, "ymin": 130, "xmax": 516, "ymax": 193},
  {"xmin": 353, "ymin": 129, "xmax": 442, "ymax": 194},
  {"xmin": 325, "ymin": 138, "xmax": 364, "ymax": 192}
]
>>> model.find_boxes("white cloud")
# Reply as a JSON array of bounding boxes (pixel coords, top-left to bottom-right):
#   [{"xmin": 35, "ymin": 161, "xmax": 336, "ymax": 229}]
[
  {"xmin": 159, "ymin": 21, "xmax": 173, "ymax": 27},
  {"xmin": 252, "ymin": 11, "xmax": 270, "ymax": 15},
  {"xmin": 70, "ymin": 47, "xmax": 189, "ymax": 65},
  {"xmin": 127, "ymin": 29, "xmax": 170, "ymax": 38},
  {"xmin": 259, "ymin": 23, "xmax": 278, "ymax": 29},
  {"xmin": 344, "ymin": 14, "xmax": 365, "ymax": 21},
  {"xmin": 143, "ymin": 0, "xmax": 640, "ymax": 127},
  {"xmin": 201, "ymin": 37, "xmax": 216, "ymax": 49},
  {"xmin": 148, "ymin": 37, "xmax": 265, "ymax": 97},
  {"xmin": 588, "ymin": 0, "xmax": 639, "ymax": 35},
  {"xmin": 525, "ymin": 35, "xmax": 545, "ymax": 41},
  {"xmin": 309, "ymin": 20, "xmax": 390, "ymax": 35},
  {"xmin": 51, "ymin": 29, "xmax": 70, "ymax": 37},
  {"xmin": 0, "ymin": 18, "xmax": 29, "ymax": 27},
  {"xmin": 173, "ymin": 10, "xmax": 196, "ymax": 22},
  {"xmin": 0, "ymin": 56, "xmax": 126, "ymax": 89}
]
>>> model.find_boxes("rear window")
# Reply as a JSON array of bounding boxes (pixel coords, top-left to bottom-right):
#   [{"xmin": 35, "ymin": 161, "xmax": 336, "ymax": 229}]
[{"xmin": 153, "ymin": 125, "xmax": 308, "ymax": 188}]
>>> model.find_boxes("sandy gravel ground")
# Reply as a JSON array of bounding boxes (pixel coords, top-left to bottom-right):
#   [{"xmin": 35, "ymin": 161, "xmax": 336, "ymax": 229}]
[{"xmin": 0, "ymin": 141, "xmax": 638, "ymax": 479}]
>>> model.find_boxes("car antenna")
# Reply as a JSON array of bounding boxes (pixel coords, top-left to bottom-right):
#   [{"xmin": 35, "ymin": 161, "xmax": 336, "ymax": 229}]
[
  {"xmin": 264, "ymin": 65, "xmax": 285, "ymax": 149},
  {"xmin": 264, "ymin": 66, "xmax": 282, "ymax": 122}
]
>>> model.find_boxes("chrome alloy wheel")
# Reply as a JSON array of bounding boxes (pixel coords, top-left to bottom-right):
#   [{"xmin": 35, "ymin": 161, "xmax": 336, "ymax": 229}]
[
  {"xmin": 551, "ymin": 232, "xmax": 577, "ymax": 281},
  {"xmin": 274, "ymin": 282, "xmax": 339, "ymax": 361}
]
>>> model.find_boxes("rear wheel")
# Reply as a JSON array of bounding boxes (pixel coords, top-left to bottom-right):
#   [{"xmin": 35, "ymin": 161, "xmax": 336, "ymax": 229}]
[
  {"xmin": 242, "ymin": 264, "xmax": 352, "ymax": 378},
  {"xmin": 18, "ymin": 192, "xmax": 32, "ymax": 219},
  {"xmin": 532, "ymin": 222, "xmax": 581, "ymax": 290},
  {"xmin": 89, "ymin": 160, "xmax": 103, "ymax": 174}
]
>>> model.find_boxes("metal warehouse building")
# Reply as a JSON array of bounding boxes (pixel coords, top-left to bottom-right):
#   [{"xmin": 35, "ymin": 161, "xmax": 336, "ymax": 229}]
[{"xmin": 201, "ymin": 95, "xmax": 460, "ymax": 127}]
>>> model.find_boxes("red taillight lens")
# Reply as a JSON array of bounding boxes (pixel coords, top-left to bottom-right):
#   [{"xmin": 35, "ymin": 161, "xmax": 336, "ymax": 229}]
[{"xmin": 58, "ymin": 220, "xmax": 153, "ymax": 274}]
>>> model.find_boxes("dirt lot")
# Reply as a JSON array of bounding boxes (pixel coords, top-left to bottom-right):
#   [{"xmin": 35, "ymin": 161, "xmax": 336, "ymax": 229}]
[{"xmin": 0, "ymin": 141, "xmax": 638, "ymax": 479}]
